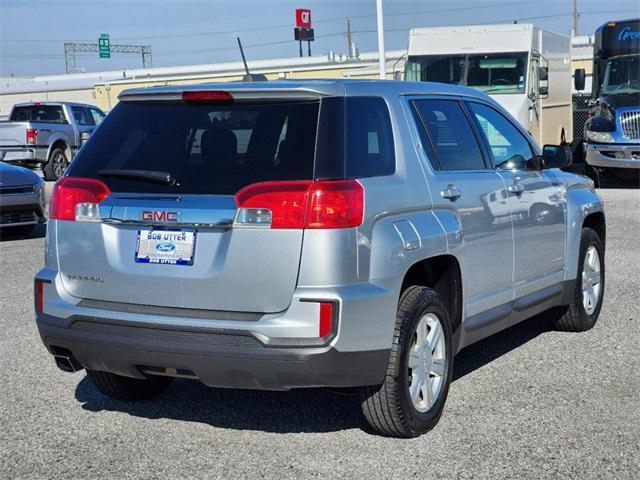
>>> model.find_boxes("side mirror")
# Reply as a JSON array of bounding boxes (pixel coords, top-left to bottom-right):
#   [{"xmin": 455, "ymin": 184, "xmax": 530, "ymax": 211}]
[
  {"xmin": 539, "ymin": 66, "xmax": 548, "ymax": 81},
  {"xmin": 574, "ymin": 68, "xmax": 586, "ymax": 91},
  {"xmin": 542, "ymin": 144, "xmax": 572, "ymax": 169},
  {"xmin": 539, "ymin": 86, "xmax": 549, "ymax": 96}
]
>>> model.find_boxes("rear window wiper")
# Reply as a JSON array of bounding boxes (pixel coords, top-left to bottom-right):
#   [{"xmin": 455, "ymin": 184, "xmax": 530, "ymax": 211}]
[{"xmin": 97, "ymin": 169, "xmax": 176, "ymax": 186}]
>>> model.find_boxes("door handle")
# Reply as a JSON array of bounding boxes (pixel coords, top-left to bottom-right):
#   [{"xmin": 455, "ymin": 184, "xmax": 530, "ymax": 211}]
[
  {"xmin": 507, "ymin": 183, "xmax": 525, "ymax": 195},
  {"xmin": 440, "ymin": 184, "xmax": 461, "ymax": 201}
]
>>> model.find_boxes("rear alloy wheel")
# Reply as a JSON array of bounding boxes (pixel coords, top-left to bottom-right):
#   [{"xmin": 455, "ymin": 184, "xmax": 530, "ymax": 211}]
[
  {"xmin": 407, "ymin": 313, "xmax": 447, "ymax": 413},
  {"xmin": 360, "ymin": 286, "xmax": 453, "ymax": 437},
  {"xmin": 43, "ymin": 147, "xmax": 68, "ymax": 181}
]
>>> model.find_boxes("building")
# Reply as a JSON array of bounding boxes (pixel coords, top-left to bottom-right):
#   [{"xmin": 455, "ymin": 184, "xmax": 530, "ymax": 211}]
[{"xmin": 0, "ymin": 50, "xmax": 406, "ymax": 116}]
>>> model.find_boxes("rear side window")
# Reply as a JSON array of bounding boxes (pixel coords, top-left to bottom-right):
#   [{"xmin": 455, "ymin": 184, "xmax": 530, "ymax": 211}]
[
  {"xmin": 69, "ymin": 101, "xmax": 319, "ymax": 195},
  {"xmin": 412, "ymin": 99, "xmax": 485, "ymax": 170},
  {"xmin": 315, "ymin": 96, "xmax": 395, "ymax": 179},
  {"xmin": 10, "ymin": 105, "xmax": 66, "ymax": 123},
  {"xmin": 345, "ymin": 97, "xmax": 395, "ymax": 177}
]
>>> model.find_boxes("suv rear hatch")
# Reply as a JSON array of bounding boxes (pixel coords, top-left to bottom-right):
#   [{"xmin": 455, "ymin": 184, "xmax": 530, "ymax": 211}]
[{"xmin": 53, "ymin": 90, "xmax": 323, "ymax": 313}]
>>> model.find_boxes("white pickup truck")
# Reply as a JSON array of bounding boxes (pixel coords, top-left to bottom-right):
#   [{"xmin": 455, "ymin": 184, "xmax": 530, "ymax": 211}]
[{"xmin": 0, "ymin": 102, "xmax": 105, "ymax": 180}]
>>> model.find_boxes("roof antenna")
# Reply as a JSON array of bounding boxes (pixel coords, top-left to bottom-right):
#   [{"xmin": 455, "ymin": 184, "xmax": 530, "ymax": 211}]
[{"xmin": 237, "ymin": 37, "xmax": 268, "ymax": 82}]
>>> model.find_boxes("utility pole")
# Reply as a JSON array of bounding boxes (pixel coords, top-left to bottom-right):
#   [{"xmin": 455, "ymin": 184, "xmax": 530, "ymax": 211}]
[
  {"xmin": 572, "ymin": 0, "xmax": 580, "ymax": 36},
  {"xmin": 376, "ymin": 0, "xmax": 386, "ymax": 79},
  {"xmin": 346, "ymin": 18, "xmax": 353, "ymax": 57}
]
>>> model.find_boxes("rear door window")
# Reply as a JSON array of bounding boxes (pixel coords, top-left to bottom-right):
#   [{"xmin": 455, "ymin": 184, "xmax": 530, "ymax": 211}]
[
  {"xmin": 411, "ymin": 99, "xmax": 486, "ymax": 170},
  {"xmin": 69, "ymin": 101, "xmax": 319, "ymax": 195}
]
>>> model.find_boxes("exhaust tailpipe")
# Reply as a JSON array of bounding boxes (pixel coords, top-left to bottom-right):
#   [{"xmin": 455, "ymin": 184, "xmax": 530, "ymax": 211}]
[{"xmin": 54, "ymin": 354, "xmax": 82, "ymax": 373}]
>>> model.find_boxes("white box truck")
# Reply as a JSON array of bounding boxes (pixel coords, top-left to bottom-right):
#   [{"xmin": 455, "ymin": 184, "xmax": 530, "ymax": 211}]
[{"xmin": 406, "ymin": 23, "xmax": 577, "ymax": 147}]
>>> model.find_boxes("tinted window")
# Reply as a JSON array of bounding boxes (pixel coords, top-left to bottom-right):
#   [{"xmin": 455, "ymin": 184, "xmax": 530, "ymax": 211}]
[
  {"xmin": 71, "ymin": 106, "xmax": 94, "ymax": 126},
  {"xmin": 69, "ymin": 101, "xmax": 319, "ymax": 195},
  {"xmin": 345, "ymin": 97, "xmax": 395, "ymax": 177},
  {"xmin": 10, "ymin": 105, "xmax": 66, "ymax": 123},
  {"xmin": 467, "ymin": 102, "xmax": 534, "ymax": 170},
  {"xmin": 314, "ymin": 97, "xmax": 395, "ymax": 180},
  {"xmin": 412, "ymin": 99, "xmax": 485, "ymax": 170},
  {"xmin": 405, "ymin": 55, "xmax": 464, "ymax": 84},
  {"xmin": 89, "ymin": 108, "xmax": 106, "ymax": 125}
]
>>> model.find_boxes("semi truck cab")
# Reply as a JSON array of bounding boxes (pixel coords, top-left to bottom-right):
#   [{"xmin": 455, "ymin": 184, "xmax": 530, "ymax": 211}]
[{"xmin": 582, "ymin": 20, "xmax": 640, "ymax": 185}]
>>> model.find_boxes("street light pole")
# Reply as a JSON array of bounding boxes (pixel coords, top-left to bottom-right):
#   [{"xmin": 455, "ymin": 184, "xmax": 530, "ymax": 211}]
[{"xmin": 376, "ymin": 0, "xmax": 386, "ymax": 79}]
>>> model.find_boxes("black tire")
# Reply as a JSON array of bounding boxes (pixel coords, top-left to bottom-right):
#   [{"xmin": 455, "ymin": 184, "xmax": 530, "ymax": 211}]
[
  {"xmin": 86, "ymin": 370, "xmax": 172, "ymax": 401},
  {"xmin": 43, "ymin": 147, "xmax": 68, "ymax": 181},
  {"xmin": 551, "ymin": 227, "xmax": 604, "ymax": 332},
  {"xmin": 360, "ymin": 286, "xmax": 453, "ymax": 438}
]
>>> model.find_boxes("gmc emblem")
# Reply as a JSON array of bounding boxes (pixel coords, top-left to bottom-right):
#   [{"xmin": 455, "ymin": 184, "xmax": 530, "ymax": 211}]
[{"xmin": 142, "ymin": 211, "xmax": 179, "ymax": 222}]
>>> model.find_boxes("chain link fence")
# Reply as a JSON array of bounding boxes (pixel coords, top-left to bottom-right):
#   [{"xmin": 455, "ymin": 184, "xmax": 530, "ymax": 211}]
[{"xmin": 571, "ymin": 95, "xmax": 592, "ymax": 165}]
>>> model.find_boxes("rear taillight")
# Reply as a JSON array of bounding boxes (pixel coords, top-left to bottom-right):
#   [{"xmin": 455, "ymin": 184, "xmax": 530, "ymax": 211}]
[
  {"xmin": 49, "ymin": 177, "xmax": 110, "ymax": 221},
  {"xmin": 26, "ymin": 128, "xmax": 38, "ymax": 145},
  {"xmin": 35, "ymin": 280, "xmax": 44, "ymax": 314},
  {"xmin": 306, "ymin": 180, "xmax": 364, "ymax": 229},
  {"xmin": 234, "ymin": 180, "xmax": 364, "ymax": 230}
]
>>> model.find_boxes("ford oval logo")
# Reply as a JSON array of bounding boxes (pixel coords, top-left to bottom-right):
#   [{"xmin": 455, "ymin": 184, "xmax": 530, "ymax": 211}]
[{"xmin": 156, "ymin": 242, "xmax": 176, "ymax": 252}]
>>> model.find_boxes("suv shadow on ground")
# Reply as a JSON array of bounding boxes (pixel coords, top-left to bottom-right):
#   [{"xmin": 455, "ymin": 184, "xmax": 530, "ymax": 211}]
[{"xmin": 74, "ymin": 312, "xmax": 553, "ymax": 434}]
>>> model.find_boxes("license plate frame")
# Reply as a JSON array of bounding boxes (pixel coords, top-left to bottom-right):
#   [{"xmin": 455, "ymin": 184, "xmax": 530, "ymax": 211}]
[{"xmin": 135, "ymin": 229, "xmax": 196, "ymax": 266}]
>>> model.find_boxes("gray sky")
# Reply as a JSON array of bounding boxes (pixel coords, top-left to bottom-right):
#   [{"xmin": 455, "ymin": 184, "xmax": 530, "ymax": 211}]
[{"xmin": 1, "ymin": 0, "xmax": 638, "ymax": 76}]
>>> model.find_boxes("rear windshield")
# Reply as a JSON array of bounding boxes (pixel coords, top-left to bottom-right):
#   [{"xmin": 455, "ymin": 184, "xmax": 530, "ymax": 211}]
[
  {"xmin": 10, "ymin": 105, "xmax": 66, "ymax": 123},
  {"xmin": 69, "ymin": 96, "xmax": 396, "ymax": 195},
  {"xmin": 69, "ymin": 101, "xmax": 319, "ymax": 195}
]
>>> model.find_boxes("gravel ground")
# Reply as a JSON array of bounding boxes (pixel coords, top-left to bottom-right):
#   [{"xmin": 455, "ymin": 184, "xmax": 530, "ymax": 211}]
[{"xmin": 1, "ymin": 186, "xmax": 638, "ymax": 479}]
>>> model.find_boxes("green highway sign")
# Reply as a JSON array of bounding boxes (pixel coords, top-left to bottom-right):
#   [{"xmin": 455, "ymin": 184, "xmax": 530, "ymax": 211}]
[{"xmin": 98, "ymin": 33, "xmax": 110, "ymax": 58}]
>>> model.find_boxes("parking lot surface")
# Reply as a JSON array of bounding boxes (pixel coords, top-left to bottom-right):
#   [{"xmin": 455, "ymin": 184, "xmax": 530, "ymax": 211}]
[{"xmin": 1, "ymin": 185, "xmax": 638, "ymax": 479}]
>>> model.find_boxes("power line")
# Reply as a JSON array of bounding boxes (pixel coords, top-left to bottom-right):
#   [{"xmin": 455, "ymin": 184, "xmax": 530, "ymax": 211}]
[
  {"xmin": 2, "ymin": 8, "xmax": 635, "ymax": 60},
  {"xmin": 0, "ymin": 0, "xmax": 542, "ymax": 44}
]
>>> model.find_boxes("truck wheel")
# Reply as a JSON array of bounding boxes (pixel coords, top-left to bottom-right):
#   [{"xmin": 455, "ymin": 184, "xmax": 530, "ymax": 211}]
[
  {"xmin": 360, "ymin": 286, "xmax": 453, "ymax": 437},
  {"xmin": 43, "ymin": 147, "xmax": 68, "ymax": 181},
  {"xmin": 86, "ymin": 370, "xmax": 172, "ymax": 401},
  {"xmin": 551, "ymin": 227, "xmax": 604, "ymax": 332}
]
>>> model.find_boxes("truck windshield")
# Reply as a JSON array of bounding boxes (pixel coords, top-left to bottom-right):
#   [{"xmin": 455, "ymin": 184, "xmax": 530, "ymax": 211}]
[
  {"xmin": 601, "ymin": 55, "xmax": 640, "ymax": 95},
  {"xmin": 406, "ymin": 52, "xmax": 528, "ymax": 94}
]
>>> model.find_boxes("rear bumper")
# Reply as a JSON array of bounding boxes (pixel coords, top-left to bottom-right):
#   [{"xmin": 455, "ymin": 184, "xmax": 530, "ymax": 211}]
[
  {"xmin": 36, "ymin": 313, "xmax": 389, "ymax": 390},
  {"xmin": 34, "ymin": 268, "xmax": 397, "ymax": 390},
  {"xmin": 0, "ymin": 146, "xmax": 47, "ymax": 163},
  {"xmin": 585, "ymin": 143, "xmax": 640, "ymax": 169}
]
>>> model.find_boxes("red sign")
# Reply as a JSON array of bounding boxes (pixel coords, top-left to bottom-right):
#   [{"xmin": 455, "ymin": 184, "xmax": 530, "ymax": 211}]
[{"xmin": 295, "ymin": 9, "xmax": 312, "ymax": 28}]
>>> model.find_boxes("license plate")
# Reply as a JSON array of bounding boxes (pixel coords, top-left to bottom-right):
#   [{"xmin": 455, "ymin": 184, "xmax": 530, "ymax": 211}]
[{"xmin": 135, "ymin": 229, "xmax": 196, "ymax": 266}]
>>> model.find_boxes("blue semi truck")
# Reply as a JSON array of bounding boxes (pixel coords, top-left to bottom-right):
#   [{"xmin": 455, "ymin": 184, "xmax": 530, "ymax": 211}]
[{"xmin": 580, "ymin": 19, "xmax": 640, "ymax": 186}]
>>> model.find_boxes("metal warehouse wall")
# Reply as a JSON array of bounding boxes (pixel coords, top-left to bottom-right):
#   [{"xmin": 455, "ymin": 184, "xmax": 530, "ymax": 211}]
[{"xmin": 93, "ymin": 64, "xmax": 397, "ymax": 111}]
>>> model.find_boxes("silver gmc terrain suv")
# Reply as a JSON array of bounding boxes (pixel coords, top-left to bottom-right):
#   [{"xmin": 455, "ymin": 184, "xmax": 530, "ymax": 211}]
[{"xmin": 35, "ymin": 80, "xmax": 605, "ymax": 437}]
